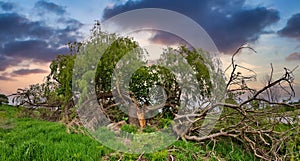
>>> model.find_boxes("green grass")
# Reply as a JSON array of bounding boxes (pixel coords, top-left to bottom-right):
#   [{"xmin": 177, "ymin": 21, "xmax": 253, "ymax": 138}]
[
  {"xmin": 0, "ymin": 105, "xmax": 257, "ymax": 160},
  {"xmin": 0, "ymin": 105, "xmax": 109, "ymax": 161}
]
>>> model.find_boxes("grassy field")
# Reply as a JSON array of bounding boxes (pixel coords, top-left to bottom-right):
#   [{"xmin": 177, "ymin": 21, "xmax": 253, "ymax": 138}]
[{"xmin": 0, "ymin": 104, "xmax": 256, "ymax": 160}]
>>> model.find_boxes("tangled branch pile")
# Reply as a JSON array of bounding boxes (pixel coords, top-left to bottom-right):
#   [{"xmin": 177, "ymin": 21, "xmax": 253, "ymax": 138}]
[{"xmin": 181, "ymin": 46, "xmax": 300, "ymax": 160}]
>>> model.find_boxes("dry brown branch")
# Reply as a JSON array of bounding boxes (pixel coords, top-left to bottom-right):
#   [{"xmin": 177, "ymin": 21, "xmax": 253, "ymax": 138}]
[{"xmin": 180, "ymin": 45, "xmax": 299, "ymax": 160}]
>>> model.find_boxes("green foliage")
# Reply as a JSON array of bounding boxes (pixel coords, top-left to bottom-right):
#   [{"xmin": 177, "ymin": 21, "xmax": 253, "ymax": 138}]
[
  {"xmin": 169, "ymin": 141, "xmax": 206, "ymax": 160},
  {"xmin": 121, "ymin": 124, "xmax": 138, "ymax": 134},
  {"xmin": 225, "ymin": 92, "xmax": 237, "ymax": 105},
  {"xmin": 92, "ymin": 34, "xmax": 212, "ymax": 124},
  {"xmin": 47, "ymin": 54, "xmax": 75, "ymax": 103},
  {"xmin": 158, "ymin": 118, "xmax": 172, "ymax": 129},
  {"xmin": 15, "ymin": 141, "xmax": 45, "ymax": 161},
  {"xmin": 0, "ymin": 105, "xmax": 108, "ymax": 161},
  {"xmin": 18, "ymin": 107, "xmax": 61, "ymax": 122},
  {"xmin": 95, "ymin": 37, "xmax": 141, "ymax": 93},
  {"xmin": 0, "ymin": 104, "xmax": 277, "ymax": 160},
  {"xmin": 44, "ymin": 54, "xmax": 77, "ymax": 122},
  {"xmin": 181, "ymin": 47, "xmax": 212, "ymax": 95},
  {"xmin": 144, "ymin": 150, "xmax": 169, "ymax": 161},
  {"xmin": 11, "ymin": 23, "xmax": 215, "ymax": 128},
  {"xmin": 129, "ymin": 65, "xmax": 179, "ymax": 106},
  {"xmin": 72, "ymin": 23, "xmax": 117, "ymax": 104},
  {"xmin": 203, "ymin": 138, "xmax": 257, "ymax": 161},
  {"xmin": 93, "ymin": 127, "xmax": 116, "ymax": 141},
  {"xmin": 11, "ymin": 45, "xmax": 77, "ymax": 121},
  {"xmin": 142, "ymin": 125, "xmax": 156, "ymax": 133},
  {"xmin": 11, "ymin": 54, "xmax": 76, "ymax": 122}
]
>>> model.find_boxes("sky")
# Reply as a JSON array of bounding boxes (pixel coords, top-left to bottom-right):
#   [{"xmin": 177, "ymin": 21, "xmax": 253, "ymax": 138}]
[{"xmin": 0, "ymin": 0, "xmax": 299, "ymax": 100}]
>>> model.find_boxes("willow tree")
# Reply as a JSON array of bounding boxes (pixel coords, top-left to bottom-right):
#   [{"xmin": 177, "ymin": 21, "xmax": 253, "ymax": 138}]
[
  {"xmin": 46, "ymin": 54, "xmax": 76, "ymax": 122},
  {"xmin": 63, "ymin": 22, "xmax": 212, "ymax": 129},
  {"xmin": 93, "ymin": 37, "xmax": 212, "ymax": 128}
]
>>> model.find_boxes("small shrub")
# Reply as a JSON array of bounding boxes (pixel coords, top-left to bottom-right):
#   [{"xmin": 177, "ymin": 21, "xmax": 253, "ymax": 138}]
[
  {"xmin": 121, "ymin": 124, "xmax": 138, "ymax": 134},
  {"xmin": 158, "ymin": 118, "xmax": 172, "ymax": 129},
  {"xmin": 144, "ymin": 150, "xmax": 168, "ymax": 161},
  {"xmin": 142, "ymin": 125, "xmax": 156, "ymax": 133}
]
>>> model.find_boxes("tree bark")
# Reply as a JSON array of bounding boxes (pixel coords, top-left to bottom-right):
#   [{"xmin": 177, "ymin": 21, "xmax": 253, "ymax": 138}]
[
  {"xmin": 128, "ymin": 105, "xmax": 140, "ymax": 127},
  {"xmin": 137, "ymin": 108, "xmax": 146, "ymax": 128}
]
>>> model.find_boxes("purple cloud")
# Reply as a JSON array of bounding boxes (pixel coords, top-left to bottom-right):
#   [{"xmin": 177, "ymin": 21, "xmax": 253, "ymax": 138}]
[
  {"xmin": 12, "ymin": 68, "xmax": 48, "ymax": 76},
  {"xmin": 278, "ymin": 13, "xmax": 300, "ymax": 41},
  {"xmin": 286, "ymin": 52, "xmax": 300, "ymax": 61},
  {"xmin": 149, "ymin": 31, "xmax": 190, "ymax": 46},
  {"xmin": 2, "ymin": 40, "xmax": 68, "ymax": 62},
  {"xmin": 103, "ymin": 0, "xmax": 279, "ymax": 54},
  {"xmin": 0, "ymin": 1, "xmax": 83, "ymax": 72},
  {"xmin": 0, "ymin": 75, "xmax": 15, "ymax": 81}
]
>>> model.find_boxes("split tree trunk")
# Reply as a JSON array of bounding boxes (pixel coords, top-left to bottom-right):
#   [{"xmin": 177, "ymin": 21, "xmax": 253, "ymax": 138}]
[
  {"xmin": 128, "ymin": 105, "xmax": 140, "ymax": 127},
  {"xmin": 128, "ymin": 106, "xmax": 146, "ymax": 128}
]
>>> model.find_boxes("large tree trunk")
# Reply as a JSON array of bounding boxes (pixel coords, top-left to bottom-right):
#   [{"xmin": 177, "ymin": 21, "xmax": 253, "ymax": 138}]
[
  {"xmin": 137, "ymin": 109, "xmax": 146, "ymax": 128},
  {"xmin": 128, "ymin": 106, "xmax": 140, "ymax": 127},
  {"xmin": 128, "ymin": 106, "xmax": 146, "ymax": 128}
]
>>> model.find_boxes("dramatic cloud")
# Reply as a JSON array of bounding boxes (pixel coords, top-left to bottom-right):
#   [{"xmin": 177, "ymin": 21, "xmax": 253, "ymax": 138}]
[
  {"xmin": 34, "ymin": 0, "xmax": 66, "ymax": 16},
  {"xmin": 2, "ymin": 40, "xmax": 68, "ymax": 62},
  {"xmin": 12, "ymin": 68, "xmax": 48, "ymax": 76},
  {"xmin": 0, "ymin": 75, "xmax": 14, "ymax": 81},
  {"xmin": 286, "ymin": 52, "xmax": 300, "ymax": 61},
  {"xmin": 0, "ymin": 1, "xmax": 83, "ymax": 72},
  {"xmin": 103, "ymin": 0, "xmax": 279, "ymax": 53},
  {"xmin": 0, "ymin": 13, "xmax": 83, "ymax": 44},
  {"xmin": 0, "ymin": 1, "xmax": 15, "ymax": 11},
  {"xmin": 149, "ymin": 31, "xmax": 190, "ymax": 46},
  {"xmin": 278, "ymin": 13, "xmax": 300, "ymax": 40},
  {"xmin": 0, "ymin": 55, "xmax": 22, "ymax": 71},
  {"xmin": 0, "ymin": 13, "xmax": 53, "ymax": 42}
]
